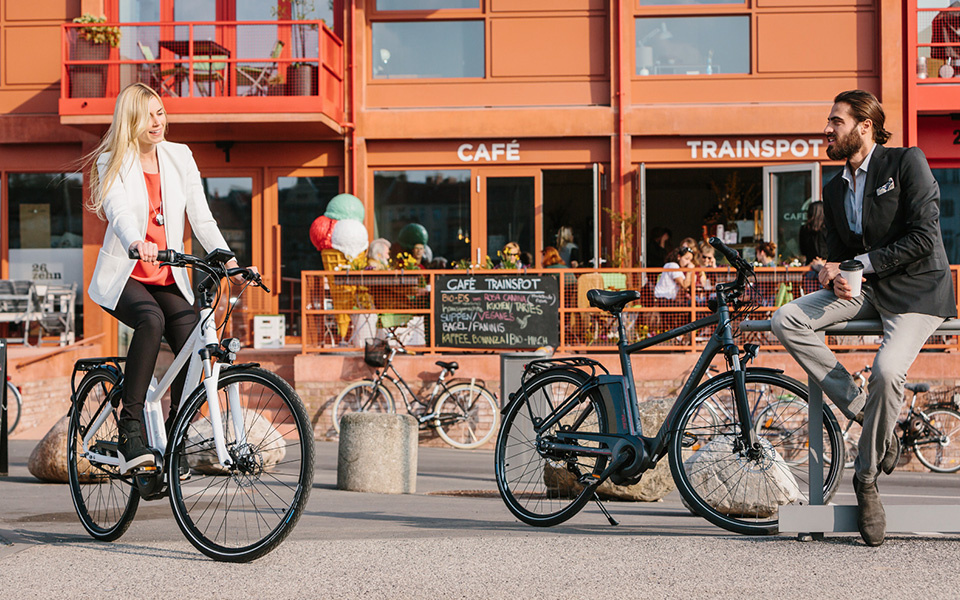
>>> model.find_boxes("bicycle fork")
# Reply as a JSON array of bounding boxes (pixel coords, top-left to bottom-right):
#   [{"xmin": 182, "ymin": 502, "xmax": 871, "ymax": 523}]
[{"xmin": 727, "ymin": 347, "xmax": 761, "ymax": 453}]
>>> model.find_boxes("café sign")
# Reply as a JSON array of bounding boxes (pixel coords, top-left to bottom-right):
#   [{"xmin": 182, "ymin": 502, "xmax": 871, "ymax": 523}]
[
  {"xmin": 687, "ymin": 138, "xmax": 825, "ymax": 160},
  {"xmin": 457, "ymin": 140, "xmax": 521, "ymax": 162}
]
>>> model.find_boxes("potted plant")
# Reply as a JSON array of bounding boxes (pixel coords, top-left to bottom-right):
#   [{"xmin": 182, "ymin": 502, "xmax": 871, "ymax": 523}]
[
  {"xmin": 274, "ymin": 0, "xmax": 320, "ymax": 96},
  {"xmin": 69, "ymin": 14, "xmax": 121, "ymax": 98}
]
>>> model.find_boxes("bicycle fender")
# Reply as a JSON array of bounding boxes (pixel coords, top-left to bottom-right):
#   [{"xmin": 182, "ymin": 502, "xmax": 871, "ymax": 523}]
[{"xmin": 221, "ymin": 362, "xmax": 261, "ymax": 372}]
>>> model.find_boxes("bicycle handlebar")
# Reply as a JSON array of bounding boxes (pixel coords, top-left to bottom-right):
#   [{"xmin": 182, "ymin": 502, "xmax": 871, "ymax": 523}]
[
  {"xmin": 708, "ymin": 236, "xmax": 754, "ymax": 297},
  {"xmin": 128, "ymin": 248, "xmax": 270, "ymax": 293}
]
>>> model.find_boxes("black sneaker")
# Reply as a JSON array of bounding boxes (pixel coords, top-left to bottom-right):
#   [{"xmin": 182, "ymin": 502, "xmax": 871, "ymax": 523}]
[{"xmin": 117, "ymin": 418, "xmax": 155, "ymax": 475}]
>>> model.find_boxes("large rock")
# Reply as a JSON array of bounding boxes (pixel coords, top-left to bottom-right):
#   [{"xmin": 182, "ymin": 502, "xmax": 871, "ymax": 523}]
[
  {"xmin": 545, "ymin": 398, "xmax": 675, "ymax": 502},
  {"xmin": 187, "ymin": 409, "xmax": 287, "ymax": 475},
  {"xmin": 683, "ymin": 435, "xmax": 800, "ymax": 517},
  {"xmin": 28, "ymin": 415, "xmax": 71, "ymax": 483}
]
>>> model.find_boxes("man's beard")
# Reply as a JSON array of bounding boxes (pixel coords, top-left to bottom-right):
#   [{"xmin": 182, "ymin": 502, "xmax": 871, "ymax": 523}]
[{"xmin": 826, "ymin": 128, "xmax": 863, "ymax": 161}]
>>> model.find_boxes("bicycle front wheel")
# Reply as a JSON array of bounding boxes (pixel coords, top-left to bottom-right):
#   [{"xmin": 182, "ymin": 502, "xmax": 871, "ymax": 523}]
[
  {"xmin": 5, "ymin": 380, "xmax": 22, "ymax": 434},
  {"xmin": 434, "ymin": 382, "xmax": 498, "ymax": 449},
  {"xmin": 669, "ymin": 370, "xmax": 844, "ymax": 536},
  {"xmin": 912, "ymin": 407, "xmax": 960, "ymax": 473},
  {"xmin": 495, "ymin": 369, "xmax": 608, "ymax": 527},
  {"xmin": 67, "ymin": 367, "xmax": 140, "ymax": 541},
  {"xmin": 168, "ymin": 367, "xmax": 314, "ymax": 562},
  {"xmin": 332, "ymin": 380, "xmax": 395, "ymax": 433}
]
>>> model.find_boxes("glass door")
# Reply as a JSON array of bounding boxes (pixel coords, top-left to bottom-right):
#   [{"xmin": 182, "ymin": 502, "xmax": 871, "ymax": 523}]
[
  {"xmin": 482, "ymin": 172, "xmax": 538, "ymax": 267},
  {"xmin": 763, "ymin": 163, "xmax": 820, "ymax": 263}
]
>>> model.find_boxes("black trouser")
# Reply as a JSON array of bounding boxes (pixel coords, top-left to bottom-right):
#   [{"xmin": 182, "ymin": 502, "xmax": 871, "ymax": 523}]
[{"xmin": 105, "ymin": 279, "xmax": 198, "ymax": 425}]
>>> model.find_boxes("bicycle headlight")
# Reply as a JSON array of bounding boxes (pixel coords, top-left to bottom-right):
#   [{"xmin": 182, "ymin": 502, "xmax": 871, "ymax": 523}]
[{"xmin": 223, "ymin": 338, "xmax": 242, "ymax": 353}]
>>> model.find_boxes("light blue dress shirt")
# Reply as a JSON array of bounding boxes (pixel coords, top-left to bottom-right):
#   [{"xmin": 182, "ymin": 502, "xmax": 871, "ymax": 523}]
[{"xmin": 840, "ymin": 143, "xmax": 877, "ymax": 274}]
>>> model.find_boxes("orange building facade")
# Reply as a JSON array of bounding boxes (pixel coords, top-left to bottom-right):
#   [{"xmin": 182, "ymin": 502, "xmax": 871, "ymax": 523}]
[{"xmin": 0, "ymin": 0, "xmax": 958, "ymax": 352}]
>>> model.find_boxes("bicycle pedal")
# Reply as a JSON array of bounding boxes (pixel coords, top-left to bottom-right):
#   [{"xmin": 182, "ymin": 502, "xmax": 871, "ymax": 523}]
[{"xmin": 132, "ymin": 465, "xmax": 159, "ymax": 475}]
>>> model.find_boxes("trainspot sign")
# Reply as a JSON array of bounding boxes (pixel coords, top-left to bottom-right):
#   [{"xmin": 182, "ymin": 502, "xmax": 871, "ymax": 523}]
[{"xmin": 686, "ymin": 138, "xmax": 825, "ymax": 160}]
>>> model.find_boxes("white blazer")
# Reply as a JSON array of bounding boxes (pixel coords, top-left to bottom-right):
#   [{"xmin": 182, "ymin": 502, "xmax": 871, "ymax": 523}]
[{"xmin": 88, "ymin": 141, "xmax": 231, "ymax": 310}]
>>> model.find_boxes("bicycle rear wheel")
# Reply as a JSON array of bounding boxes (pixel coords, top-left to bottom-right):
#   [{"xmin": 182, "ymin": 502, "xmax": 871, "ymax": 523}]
[
  {"xmin": 67, "ymin": 367, "xmax": 140, "ymax": 541},
  {"xmin": 5, "ymin": 380, "xmax": 22, "ymax": 434},
  {"xmin": 495, "ymin": 369, "xmax": 608, "ymax": 527},
  {"xmin": 434, "ymin": 382, "xmax": 498, "ymax": 449},
  {"xmin": 669, "ymin": 370, "xmax": 843, "ymax": 536},
  {"xmin": 331, "ymin": 380, "xmax": 395, "ymax": 433},
  {"xmin": 912, "ymin": 407, "xmax": 960, "ymax": 473},
  {"xmin": 168, "ymin": 367, "xmax": 313, "ymax": 562}
]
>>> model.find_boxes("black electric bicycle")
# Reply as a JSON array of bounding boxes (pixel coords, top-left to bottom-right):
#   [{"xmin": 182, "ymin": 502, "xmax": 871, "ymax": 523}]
[{"xmin": 494, "ymin": 238, "xmax": 845, "ymax": 535}]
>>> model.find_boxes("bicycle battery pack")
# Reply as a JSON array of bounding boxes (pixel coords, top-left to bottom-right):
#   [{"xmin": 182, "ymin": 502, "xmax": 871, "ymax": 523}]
[{"xmin": 596, "ymin": 375, "xmax": 639, "ymax": 436}]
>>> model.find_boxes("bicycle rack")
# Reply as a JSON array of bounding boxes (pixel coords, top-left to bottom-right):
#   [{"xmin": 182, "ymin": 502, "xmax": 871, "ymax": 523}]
[
  {"xmin": 741, "ymin": 318, "xmax": 960, "ymax": 537},
  {"xmin": 1, "ymin": 338, "xmax": 8, "ymax": 476}
]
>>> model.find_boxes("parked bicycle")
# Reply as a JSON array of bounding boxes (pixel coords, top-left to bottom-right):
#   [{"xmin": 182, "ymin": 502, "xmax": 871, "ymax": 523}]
[
  {"xmin": 841, "ymin": 366, "xmax": 960, "ymax": 473},
  {"xmin": 494, "ymin": 238, "xmax": 844, "ymax": 535},
  {"xmin": 4, "ymin": 376, "xmax": 21, "ymax": 435},
  {"xmin": 67, "ymin": 249, "xmax": 314, "ymax": 562},
  {"xmin": 332, "ymin": 331, "xmax": 498, "ymax": 449}
]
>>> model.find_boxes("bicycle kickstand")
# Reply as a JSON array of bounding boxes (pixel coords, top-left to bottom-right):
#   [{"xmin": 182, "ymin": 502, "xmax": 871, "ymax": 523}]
[{"xmin": 593, "ymin": 495, "xmax": 619, "ymax": 526}]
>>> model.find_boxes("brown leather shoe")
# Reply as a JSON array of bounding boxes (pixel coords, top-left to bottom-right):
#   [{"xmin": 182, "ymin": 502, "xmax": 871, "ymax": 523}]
[
  {"xmin": 853, "ymin": 474, "xmax": 885, "ymax": 546},
  {"xmin": 880, "ymin": 433, "xmax": 901, "ymax": 475}
]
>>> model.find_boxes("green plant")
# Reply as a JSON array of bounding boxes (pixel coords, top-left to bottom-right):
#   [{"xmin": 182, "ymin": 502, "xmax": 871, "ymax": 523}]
[
  {"xmin": 72, "ymin": 14, "xmax": 121, "ymax": 48},
  {"xmin": 273, "ymin": 0, "xmax": 322, "ymax": 65},
  {"xmin": 603, "ymin": 206, "xmax": 639, "ymax": 268},
  {"xmin": 711, "ymin": 172, "xmax": 759, "ymax": 224}
]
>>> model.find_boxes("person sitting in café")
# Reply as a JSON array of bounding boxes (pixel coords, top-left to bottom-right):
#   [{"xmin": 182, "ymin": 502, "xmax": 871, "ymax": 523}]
[
  {"xmin": 755, "ymin": 241, "xmax": 778, "ymax": 267},
  {"xmin": 542, "ymin": 246, "xmax": 566, "ymax": 268},
  {"xmin": 501, "ymin": 242, "xmax": 523, "ymax": 269},
  {"xmin": 367, "ymin": 238, "xmax": 392, "ymax": 270},
  {"xmin": 653, "ymin": 246, "xmax": 698, "ymax": 330}
]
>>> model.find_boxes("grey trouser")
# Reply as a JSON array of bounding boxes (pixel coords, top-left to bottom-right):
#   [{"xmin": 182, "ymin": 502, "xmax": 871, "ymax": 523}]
[{"xmin": 771, "ymin": 286, "xmax": 944, "ymax": 483}]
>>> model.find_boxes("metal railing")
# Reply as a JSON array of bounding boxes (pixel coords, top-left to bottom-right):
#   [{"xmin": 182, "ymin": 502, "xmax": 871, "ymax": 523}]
[
  {"xmin": 300, "ymin": 265, "xmax": 960, "ymax": 354},
  {"xmin": 60, "ymin": 20, "xmax": 343, "ymax": 118},
  {"xmin": 915, "ymin": 5, "xmax": 960, "ymax": 82}
]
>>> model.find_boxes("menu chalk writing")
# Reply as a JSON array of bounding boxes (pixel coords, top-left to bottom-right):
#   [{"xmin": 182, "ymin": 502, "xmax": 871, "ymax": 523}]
[{"xmin": 435, "ymin": 274, "xmax": 559, "ymax": 349}]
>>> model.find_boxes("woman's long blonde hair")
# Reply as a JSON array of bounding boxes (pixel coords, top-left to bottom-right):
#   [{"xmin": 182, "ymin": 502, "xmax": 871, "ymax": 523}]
[{"xmin": 85, "ymin": 83, "xmax": 166, "ymax": 218}]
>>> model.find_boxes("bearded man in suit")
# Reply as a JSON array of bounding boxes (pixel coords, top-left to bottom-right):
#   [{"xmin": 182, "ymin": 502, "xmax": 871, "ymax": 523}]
[{"xmin": 772, "ymin": 90, "xmax": 956, "ymax": 547}]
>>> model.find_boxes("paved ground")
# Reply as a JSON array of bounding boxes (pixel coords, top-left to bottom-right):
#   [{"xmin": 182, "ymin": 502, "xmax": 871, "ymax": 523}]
[{"xmin": 3, "ymin": 439, "xmax": 960, "ymax": 599}]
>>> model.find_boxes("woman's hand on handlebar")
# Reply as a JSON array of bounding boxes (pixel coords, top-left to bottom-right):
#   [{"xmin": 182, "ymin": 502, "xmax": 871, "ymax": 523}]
[
  {"xmin": 226, "ymin": 258, "xmax": 259, "ymax": 286},
  {"xmin": 130, "ymin": 241, "xmax": 159, "ymax": 264}
]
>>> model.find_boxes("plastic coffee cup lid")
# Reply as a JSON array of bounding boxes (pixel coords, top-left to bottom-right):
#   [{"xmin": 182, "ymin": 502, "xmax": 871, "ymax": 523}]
[{"xmin": 840, "ymin": 259, "xmax": 864, "ymax": 270}]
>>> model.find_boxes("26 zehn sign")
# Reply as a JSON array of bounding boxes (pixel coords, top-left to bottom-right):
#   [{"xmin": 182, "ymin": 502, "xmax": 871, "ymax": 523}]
[{"xmin": 435, "ymin": 274, "xmax": 559, "ymax": 349}]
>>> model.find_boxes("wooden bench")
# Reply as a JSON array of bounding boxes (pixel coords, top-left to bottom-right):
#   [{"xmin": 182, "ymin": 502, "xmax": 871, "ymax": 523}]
[{"xmin": 741, "ymin": 318, "xmax": 960, "ymax": 537}]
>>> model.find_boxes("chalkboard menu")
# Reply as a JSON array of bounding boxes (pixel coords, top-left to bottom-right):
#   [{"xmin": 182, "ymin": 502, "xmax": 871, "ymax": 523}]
[{"xmin": 435, "ymin": 274, "xmax": 560, "ymax": 349}]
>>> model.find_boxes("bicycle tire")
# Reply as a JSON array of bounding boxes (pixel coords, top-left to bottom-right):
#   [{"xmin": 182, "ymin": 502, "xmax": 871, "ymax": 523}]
[
  {"xmin": 495, "ymin": 369, "xmax": 608, "ymax": 527},
  {"xmin": 67, "ymin": 368, "xmax": 140, "ymax": 541},
  {"xmin": 912, "ymin": 407, "xmax": 960, "ymax": 473},
  {"xmin": 331, "ymin": 380, "xmax": 396, "ymax": 433},
  {"xmin": 5, "ymin": 380, "xmax": 22, "ymax": 434},
  {"xmin": 433, "ymin": 382, "xmax": 498, "ymax": 449},
  {"xmin": 669, "ymin": 370, "xmax": 844, "ymax": 536},
  {"xmin": 168, "ymin": 367, "xmax": 314, "ymax": 562}
]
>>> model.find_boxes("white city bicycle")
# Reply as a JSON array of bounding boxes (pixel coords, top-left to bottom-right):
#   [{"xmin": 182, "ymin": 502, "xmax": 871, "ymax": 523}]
[{"xmin": 67, "ymin": 248, "xmax": 313, "ymax": 562}]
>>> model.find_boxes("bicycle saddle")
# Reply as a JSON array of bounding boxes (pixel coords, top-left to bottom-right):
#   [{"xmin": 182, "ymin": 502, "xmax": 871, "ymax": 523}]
[
  {"xmin": 436, "ymin": 360, "xmax": 459, "ymax": 371},
  {"xmin": 905, "ymin": 382, "xmax": 930, "ymax": 394},
  {"xmin": 586, "ymin": 289, "xmax": 643, "ymax": 313}
]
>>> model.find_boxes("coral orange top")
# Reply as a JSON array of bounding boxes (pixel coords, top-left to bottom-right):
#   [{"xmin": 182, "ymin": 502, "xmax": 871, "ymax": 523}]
[{"xmin": 130, "ymin": 171, "xmax": 175, "ymax": 286}]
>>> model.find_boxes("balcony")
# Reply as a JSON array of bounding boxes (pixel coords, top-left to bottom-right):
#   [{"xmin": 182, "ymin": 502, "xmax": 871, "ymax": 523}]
[
  {"xmin": 909, "ymin": 2, "xmax": 960, "ymax": 112},
  {"xmin": 59, "ymin": 20, "xmax": 344, "ymax": 138}
]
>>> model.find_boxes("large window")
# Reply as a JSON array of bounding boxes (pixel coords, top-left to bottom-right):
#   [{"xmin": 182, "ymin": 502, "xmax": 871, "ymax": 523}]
[
  {"xmin": 372, "ymin": 21, "xmax": 484, "ymax": 79},
  {"xmin": 935, "ymin": 168, "xmax": 960, "ymax": 264},
  {"xmin": 377, "ymin": 0, "xmax": 479, "ymax": 9},
  {"xmin": 7, "ymin": 172, "xmax": 85, "ymax": 336},
  {"xmin": 636, "ymin": 16, "xmax": 749, "ymax": 76},
  {"xmin": 374, "ymin": 170, "xmax": 471, "ymax": 265}
]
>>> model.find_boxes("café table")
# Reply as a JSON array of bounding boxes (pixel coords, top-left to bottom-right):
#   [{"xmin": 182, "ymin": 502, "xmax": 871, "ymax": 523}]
[{"xmin": 158, "ymin": 39, "xmax": 231, "ymax": 96}]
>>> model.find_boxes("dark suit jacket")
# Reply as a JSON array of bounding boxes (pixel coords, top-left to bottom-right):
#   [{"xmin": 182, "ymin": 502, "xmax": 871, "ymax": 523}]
[{"xmin": 822, "ymin": 144, "xmax": 956, "ymax": 318}]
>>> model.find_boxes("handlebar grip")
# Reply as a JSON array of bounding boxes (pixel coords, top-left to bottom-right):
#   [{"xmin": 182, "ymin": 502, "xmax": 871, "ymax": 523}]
[
  {"xmin": 708, "ymin": 236, "xmax": 742, "ymax": 266},
  {"xmin": 128, "ymin": 248, "xmax": 175, "ymax": 262}
]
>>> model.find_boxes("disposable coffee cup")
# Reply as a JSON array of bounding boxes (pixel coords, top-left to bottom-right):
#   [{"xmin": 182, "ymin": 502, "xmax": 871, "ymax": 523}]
[{"xmin": 839, "ymin": 259, "xmax": 864, "ymax": 297}]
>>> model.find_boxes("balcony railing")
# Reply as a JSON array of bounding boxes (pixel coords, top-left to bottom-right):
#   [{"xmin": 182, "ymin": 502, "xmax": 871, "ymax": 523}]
[
  {"xmin": 915, "ymin": 5, "xmax": 960, "ymax": 82},
  {"xmin": 300, "ymin": 266, "xmax": 960, "ymax": 354},
  {"xmin": 60, "ymin": 20, "xmax": 343, "ymax": 124}
]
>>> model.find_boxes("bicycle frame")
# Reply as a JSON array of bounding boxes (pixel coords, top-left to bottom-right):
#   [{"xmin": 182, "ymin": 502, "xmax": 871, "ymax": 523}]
[
  {"xmin": 527, "ymin": 282, "xmax": 760, "ymax": 483},
  {"xmin": 368, "ymin": 354, "xmax": 461, "ymax": 425}
]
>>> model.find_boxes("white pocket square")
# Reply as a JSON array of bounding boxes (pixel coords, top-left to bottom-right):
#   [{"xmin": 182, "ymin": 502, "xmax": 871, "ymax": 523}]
[{"xmin": 876, "ymin": 178, "xmax": 895, "ymax": 195}]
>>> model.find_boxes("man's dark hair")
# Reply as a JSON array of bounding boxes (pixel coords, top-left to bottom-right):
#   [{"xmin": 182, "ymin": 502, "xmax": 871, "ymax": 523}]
[{"xmin": 834, "ymin": 90, "xmax": 892, "ymax": 144}]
